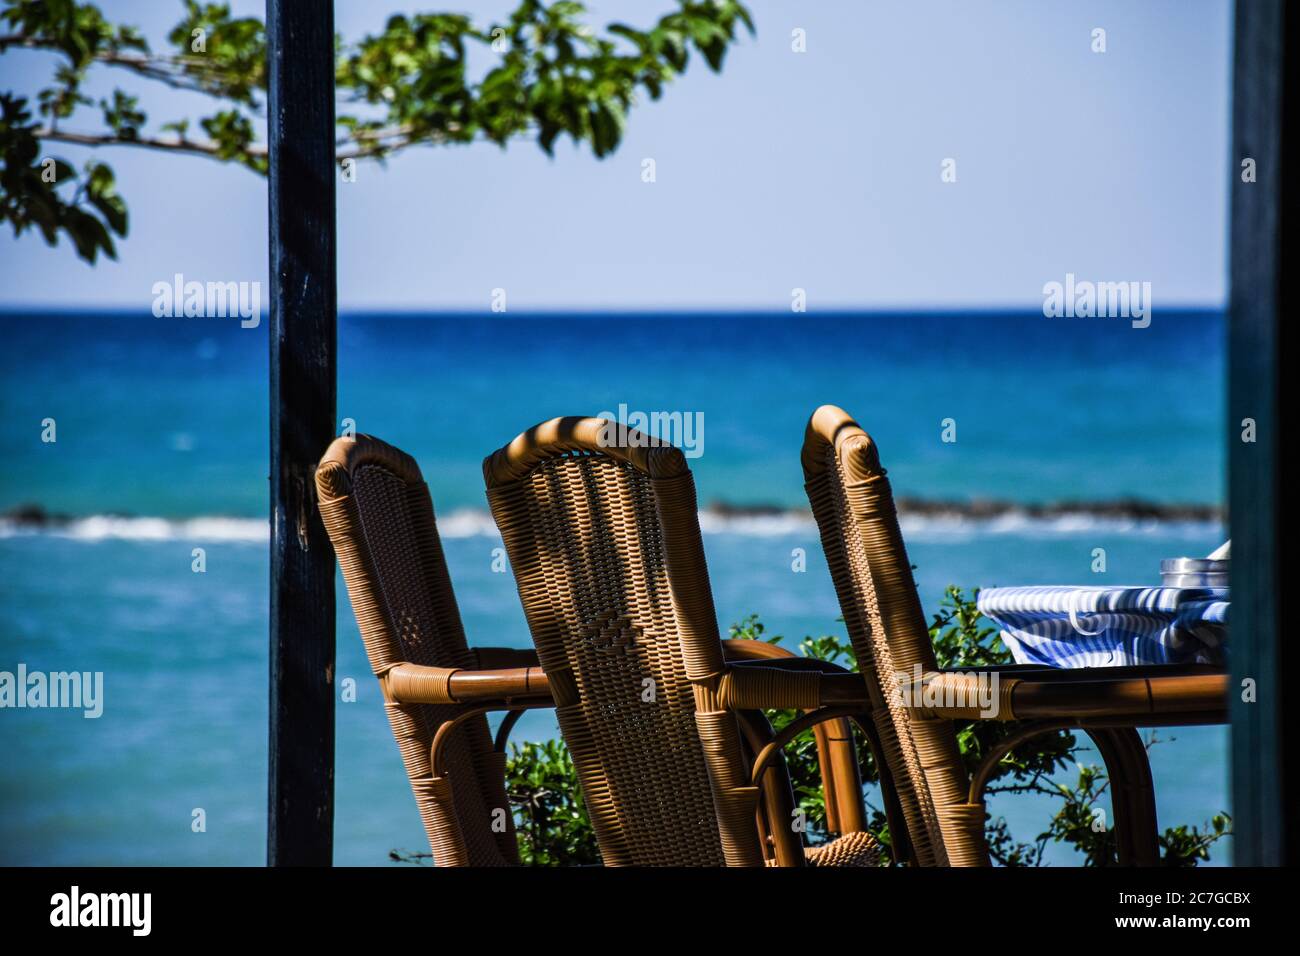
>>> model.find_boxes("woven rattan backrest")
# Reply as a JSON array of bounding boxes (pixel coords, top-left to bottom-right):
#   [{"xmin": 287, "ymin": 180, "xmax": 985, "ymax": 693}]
[
  {"xmin": 802, "ymin": 406, "xmax": 988, "ymax": 866},
  {"xmin": 316, "ymin": 434, "xmax": 516, "ymax": 866},
  {"xmin": 484, "ymin": 417, "xmax": 764, "ymax": 866}
]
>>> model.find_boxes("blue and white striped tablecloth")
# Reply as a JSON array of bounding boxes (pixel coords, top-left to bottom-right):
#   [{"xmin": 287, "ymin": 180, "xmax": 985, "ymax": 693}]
[{"xmin": 976, "ymin": 585, "xmax": 1229, "ymax": 668}]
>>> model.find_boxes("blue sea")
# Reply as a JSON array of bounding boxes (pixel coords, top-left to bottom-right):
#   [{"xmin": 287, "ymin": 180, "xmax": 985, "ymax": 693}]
[{"xmin": 0, "ymin": 310, "xmax": 1230, "ymax": 865}]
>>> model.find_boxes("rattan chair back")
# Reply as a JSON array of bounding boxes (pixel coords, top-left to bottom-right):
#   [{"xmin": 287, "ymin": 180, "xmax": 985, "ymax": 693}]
[
  {"xmin": 801, "ymin": 405, "xmax": 989, "ymax": 866},
  {"xmin": 484, "ymin": 417, "xmax": 765, "ymax": 866},
  {"xmin": 317, "ymin": 434, "xmax": 517, "ymax": 866}
]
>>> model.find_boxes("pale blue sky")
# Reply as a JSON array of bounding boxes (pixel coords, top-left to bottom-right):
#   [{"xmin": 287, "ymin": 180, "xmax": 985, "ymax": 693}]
[{"xmin": 0, "ymin": 0, "xmax": 1233, "ymax": 310}]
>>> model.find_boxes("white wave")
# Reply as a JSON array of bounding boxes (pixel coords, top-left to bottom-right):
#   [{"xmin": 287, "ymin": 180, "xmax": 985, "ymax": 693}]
[
  {"xmin": 697, "ymin": 511, "xmax": 813, "ymax": 536},
  {"xmin": 896, "ymin": 512, "xmax": 1220, "ymax": 542},
  {"xmin": 0, "ymin": 515, "xmax": 268, "ymax": 542},
  {"xmin": 0, "ymin": 508, "xmax": 1222, "ymax": 543},
  {"xmin": 435, "ymin": 508, "xmax": 503, "ymax": 539}
]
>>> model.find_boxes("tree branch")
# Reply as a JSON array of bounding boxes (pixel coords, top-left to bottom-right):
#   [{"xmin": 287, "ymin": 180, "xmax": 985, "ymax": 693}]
[
  {"xmin": 35, "ymin": 126, "xmax": 265, "ymax": 161},
  {"xmin": 0, "ymin": 34, "xmax": 258, "ymax": 101},
  {"xmin": 35, "ymin": 124, "xmax": 505, "ymax": 165}
]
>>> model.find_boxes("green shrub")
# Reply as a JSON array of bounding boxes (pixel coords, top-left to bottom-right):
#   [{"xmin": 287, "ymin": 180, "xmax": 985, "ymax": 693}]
[{"xmin": 504, "ymin": 739, "xmax": 600, "ymax": 866}]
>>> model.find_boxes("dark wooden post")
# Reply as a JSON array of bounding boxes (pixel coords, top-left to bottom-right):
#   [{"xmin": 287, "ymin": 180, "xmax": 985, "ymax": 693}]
[
  {"xmin": 1229, "ymin": 0, "xmax": 1296, "ymax": 866},
  {"xmin": 266, "ymin": 0, "xmax": 337, "ymax": 866}
]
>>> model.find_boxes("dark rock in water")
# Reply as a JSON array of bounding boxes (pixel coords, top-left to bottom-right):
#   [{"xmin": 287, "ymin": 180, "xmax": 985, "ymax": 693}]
[
  {"xmin": 893, "ymin": 496, "xmax": 1223, "ymax": 522},
  {"xmin": 2, "ymin": 504, "xmax": 73, "ymax": 527},
  {"xmin": 1020, "ymin": 499, "xmax": 1223, "ymax": 522},
  {"xmin": 704, "ymin": 501, "xmax": 803, "ymax": 518},
  {"xmin": 705, "ymin": 497, "xmax": 1224, "ymax": 523},
  {"xmin": 4, "ymin": 503, "xmax": 50, "ymax": 525}
]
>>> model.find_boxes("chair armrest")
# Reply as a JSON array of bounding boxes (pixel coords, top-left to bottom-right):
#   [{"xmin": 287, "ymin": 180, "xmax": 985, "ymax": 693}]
[
  {"xmin": 722, "ymin": 640, "xmax": 859, "ymax": 674},
  {"xmin": 385, "ymin": 662, "xmax": 550, "ymax": 705},
  {"xmin": 935, "ymin": 662, "xmax": 1225, "ymax": 680},
  {"xmin": 899, "ymin": 669, "xmax": 1228, "ymax": 722},
  {"xmin": 717, "ymin": 660, "xmax": 868, "ymax": 710},
  {"xmin": 470, "ymin": 646, "xmax": 540, "ymax": 670},
  {"xmin": 722, "ymin": 638, "xmax": 801, "ymax": 662}
]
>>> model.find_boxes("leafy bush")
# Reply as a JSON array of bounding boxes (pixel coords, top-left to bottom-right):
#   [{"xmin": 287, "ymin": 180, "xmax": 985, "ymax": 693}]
[{"xmin": 504, "ymin": 739, "xmax": 600, "ymax": 866}]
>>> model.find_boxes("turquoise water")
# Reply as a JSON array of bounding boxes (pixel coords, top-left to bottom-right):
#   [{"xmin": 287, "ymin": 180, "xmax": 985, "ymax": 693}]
[
  {"xmin": 0, "ymin": 310, "xmax": 1230, "ymax": 865},
  {"xmin": 0, "ymin": 310, "xmax": 1224, "ymax": 515}
]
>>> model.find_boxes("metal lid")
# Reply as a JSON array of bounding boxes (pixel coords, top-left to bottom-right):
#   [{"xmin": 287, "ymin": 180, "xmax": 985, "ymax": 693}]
[{"xmin": 1161, "ymin": 558, "xmax": 1229, "ymax": 574}]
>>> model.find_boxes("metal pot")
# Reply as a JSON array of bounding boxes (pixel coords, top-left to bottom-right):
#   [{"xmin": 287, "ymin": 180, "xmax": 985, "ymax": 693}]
[{"xmin": 1161, "ymin": 557, "xmax": 1229, "ymax": 588}]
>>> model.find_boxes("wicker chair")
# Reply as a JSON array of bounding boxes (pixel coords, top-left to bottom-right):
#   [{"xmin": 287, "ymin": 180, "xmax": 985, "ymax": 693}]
[
  {"xmin": 484, "ymin": 416, "xmax": 884, "ymax": 866},
  {"xmin": 316, "ymin": 434, "xmax": 550, "ymax": 866},
  {"xmin": 316, "ymin": 431, "xmax": 868, "ymax": 867},
  {"xmin": 801, "ymin": 405, "xmax": 1230, "ymax": 866}
]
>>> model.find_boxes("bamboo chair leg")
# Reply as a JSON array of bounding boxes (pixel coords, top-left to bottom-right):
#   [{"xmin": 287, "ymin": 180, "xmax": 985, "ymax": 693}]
[
  {"xmin": 1086, "ymin": 728, "xmax": 1161, "ymax": 866},
  {"xmin": 812, "ymin": 722, "xmax": 841, "ymax": 834},
  {"xmin": 852, "ymin": 713, "xmax": 914, "ymax": 866},
  {"xmin": 815, "ymin": 718, "xmax": 867, "ymax": 835},
  {"xmin": 1086, "ymin": 729, "xmax": 1136, "ymax": 865},
  {"xmin": 736, "ymin": 709, "xmax": 805, "ymax": 867},
  {"xmin": 1107, "ymin": 728, "xmax": 1160, "ymax": 866},
  {"xmin": 733, "ymin": 712, "xmax": 773, "ymax": 861}
]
